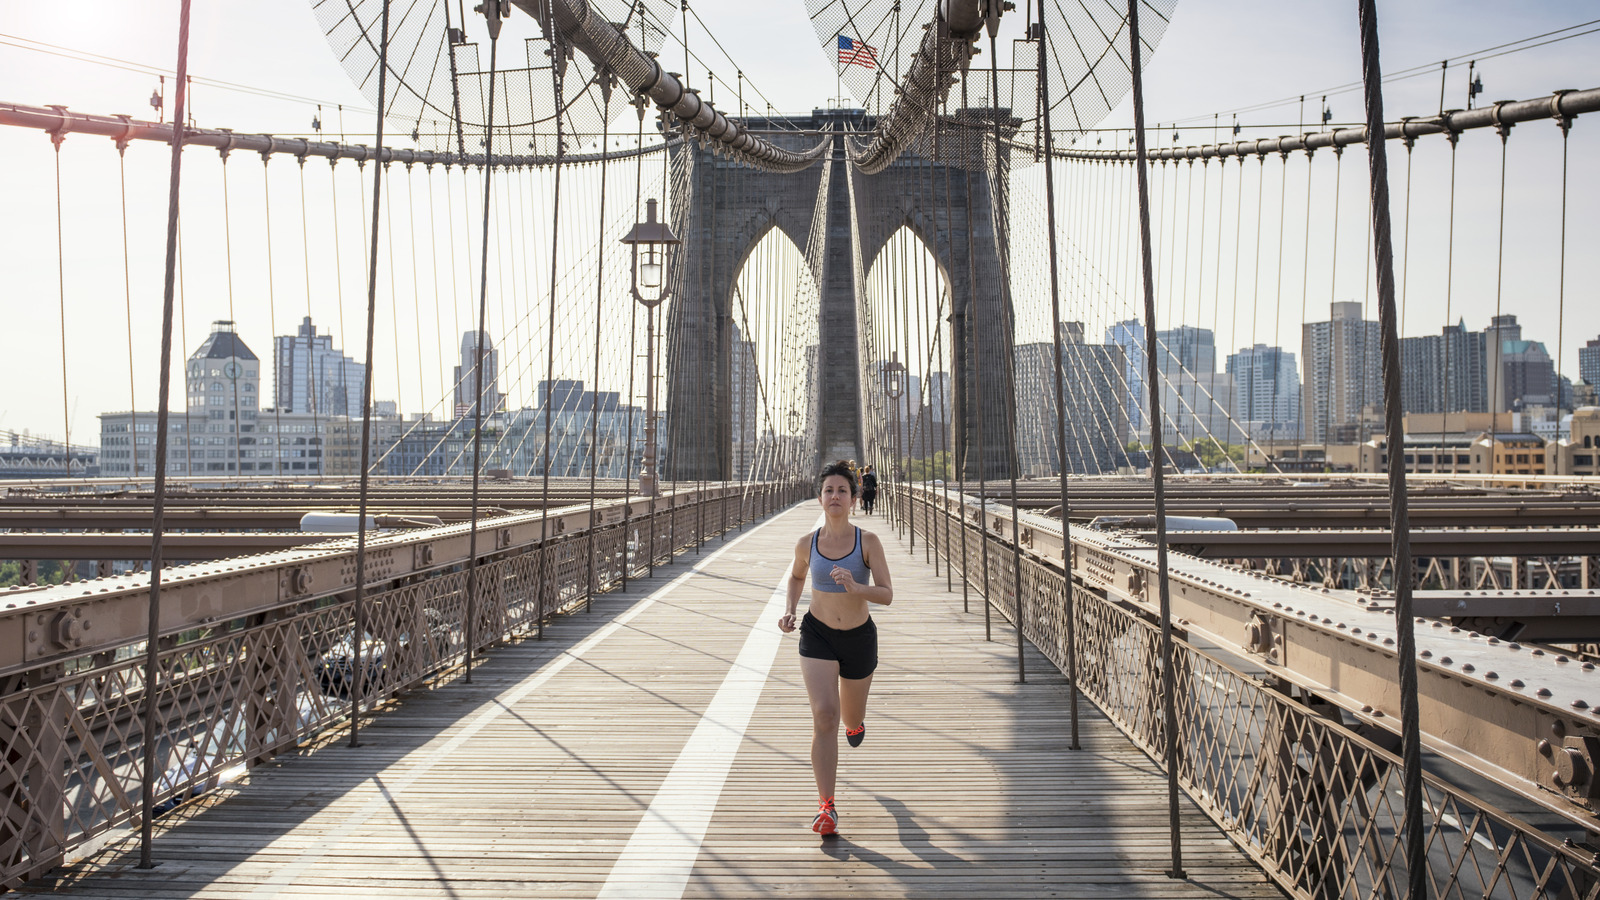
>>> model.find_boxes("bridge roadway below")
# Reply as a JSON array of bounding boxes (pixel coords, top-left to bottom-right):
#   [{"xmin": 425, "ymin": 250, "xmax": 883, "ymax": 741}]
[{"xmin": 32, "ymin": 504, "xmax": 1278, "ymax": 899}]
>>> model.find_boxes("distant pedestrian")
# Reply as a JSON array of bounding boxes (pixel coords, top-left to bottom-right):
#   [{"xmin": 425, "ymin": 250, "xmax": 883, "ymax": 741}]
[
  {"xmin": 777, "ymin": 461, "xmax": 894, "ymax": 836},
  {"xmin": 859, "ymin": 465, "xmax": 878, "ymax": 515}
]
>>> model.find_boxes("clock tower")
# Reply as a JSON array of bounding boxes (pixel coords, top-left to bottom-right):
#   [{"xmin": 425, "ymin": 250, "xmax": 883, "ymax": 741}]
[{"xmin": 186, "ymin": 320, "xmax": 261, "ymax": 418}]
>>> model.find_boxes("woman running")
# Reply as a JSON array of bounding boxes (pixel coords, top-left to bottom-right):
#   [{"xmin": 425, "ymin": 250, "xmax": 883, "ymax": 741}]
[{"xmin": 777, "ymin": 461, "xmax": 894, "ymax": 836}]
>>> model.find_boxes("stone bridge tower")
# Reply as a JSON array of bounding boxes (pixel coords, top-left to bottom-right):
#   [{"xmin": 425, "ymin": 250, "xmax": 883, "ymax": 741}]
[{"xmin": 664, "ymin": 109, "xmax": 1015, "ymax": 483}]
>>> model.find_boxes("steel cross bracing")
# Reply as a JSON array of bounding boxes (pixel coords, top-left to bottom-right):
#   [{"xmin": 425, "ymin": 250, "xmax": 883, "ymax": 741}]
[
  {"xmin": 0, "ymin": 478, "xmax": 800, "ymax": 885},
  {"xmin": 903, "ymin": 481, "xmax": 1600, "ymax": 836}
]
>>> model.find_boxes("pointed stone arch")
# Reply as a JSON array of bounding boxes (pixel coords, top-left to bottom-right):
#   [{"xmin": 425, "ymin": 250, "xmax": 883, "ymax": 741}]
[{"xmin": 665, "ymin": 109, "xmax": 1014, "ymax": 482}]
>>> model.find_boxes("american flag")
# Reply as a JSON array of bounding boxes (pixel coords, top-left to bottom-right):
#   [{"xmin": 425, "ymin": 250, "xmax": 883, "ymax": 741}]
[{"xmin": 837, "ymin": 35, "xmax": 878, "ymax": 69}]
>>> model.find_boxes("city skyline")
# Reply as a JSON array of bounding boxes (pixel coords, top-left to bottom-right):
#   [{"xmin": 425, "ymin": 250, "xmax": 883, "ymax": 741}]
[{"xmin": 1, "ymin": 2, "xmax": 1595, "ymax": 443}]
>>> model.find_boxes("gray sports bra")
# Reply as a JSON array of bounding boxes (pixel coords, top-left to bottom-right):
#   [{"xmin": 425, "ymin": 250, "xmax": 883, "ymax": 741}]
[{"xmin": 810, "ymin": 527, "xmax": 871, "ymax": 593}]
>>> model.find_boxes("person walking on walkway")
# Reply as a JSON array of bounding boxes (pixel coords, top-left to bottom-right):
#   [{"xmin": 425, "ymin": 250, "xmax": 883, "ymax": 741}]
[
  {"xmin": 777, "ymin": 461, "xmax": 894, "ymax": 836},
  {"xmin": 859, "ymin": 465, "xmax": 877, "ymax": 515}
]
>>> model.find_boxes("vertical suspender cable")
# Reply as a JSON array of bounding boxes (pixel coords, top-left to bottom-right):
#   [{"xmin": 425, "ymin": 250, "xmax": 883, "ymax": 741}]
[
  {"xmin": 53, "ymin": 137, "xmax": 71, "ymax": 471},
  {"xmin": 959, "ymin": 83, "xmax": 990, "ymax": 638},
  {"xmin": 141, "ymin": 0, "xmax": 192, "ymax": 867},
  {"xmin": 1355, "ymin": 1, "xmax": 1423, "ymax": 894},
  {"xmin": 1488, "ymin": 123, "xmax": 1509, "ymax": 451},
  {"xmin": 538, "ymin": 18, "xmax": 567, "ymax": 632},
  {"xmin": 1440, "ymin": 132, "xmax": 1458, "ymax": 468},
  {"xmin": 988, "ymin": 27, "xmax": 1027, "ymax": 683},
  {"xmin": 588, "ymin": 105, "xmax": 613, "ymax": 610},
  {"xmin": 1037, "ymin": 0, "xmax": 1080, "ymax": 748},
  {"xmin": 118, "ymin": 147, "xmax": 138, "ymax": 468},
  {"xmin": 467, "ymin": 9, "xmax": 504, "ymax": 674},
  {"xmin": 1554, "ymin": 100, "xmax": 1570, "ymax": 427},
  {"xmin": 351, "ymin": 0, "xmax": 393, "ymax": 738},
  {"xmin": 220, "ymin": 158, "xmax": 245, "ymax": 475},
  {"xmin": 1126, "ymin": 0, "xmax": 1185, "ymax": 879}
]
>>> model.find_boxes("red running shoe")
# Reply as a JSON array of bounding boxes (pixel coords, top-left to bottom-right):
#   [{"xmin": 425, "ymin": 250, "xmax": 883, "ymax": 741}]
[{"xmin": 811, "ymin": 798, "xmax": 838, "ymax": 835}]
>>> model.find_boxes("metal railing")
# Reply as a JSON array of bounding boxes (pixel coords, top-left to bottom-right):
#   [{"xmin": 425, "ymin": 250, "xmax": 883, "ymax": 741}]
[
  {"xmin": 0, "ymin": 480, "xmax": 803, "ymax": 886},
  {"xmin": 892, "ymin": 482, "xmax": 1600, "ymax": 900}
]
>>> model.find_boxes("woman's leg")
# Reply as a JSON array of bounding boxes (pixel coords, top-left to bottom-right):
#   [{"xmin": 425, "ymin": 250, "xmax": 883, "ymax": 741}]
[
  {"xmin": 800, "ymin": 656, "xmax": 841, "ymax": 802},
  {"xmin": 839, "ymin": 673, "xmax": 874, "ymax": 734}
]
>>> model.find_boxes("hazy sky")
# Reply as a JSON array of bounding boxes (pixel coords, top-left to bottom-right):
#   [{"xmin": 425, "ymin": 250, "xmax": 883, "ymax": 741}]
[{"xmin": 1, "ymin": 0, "xmax": 1595, "ymax": 443}]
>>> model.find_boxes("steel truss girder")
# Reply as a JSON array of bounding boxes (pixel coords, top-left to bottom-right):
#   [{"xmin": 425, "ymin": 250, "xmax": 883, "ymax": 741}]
[
  {"xmin": 0, "ymin": 485, "xmax": 738, "ymax": 677},
  {"xmin": 918, "ymin": 485, "xmax": 1600, "ymax": 832}
]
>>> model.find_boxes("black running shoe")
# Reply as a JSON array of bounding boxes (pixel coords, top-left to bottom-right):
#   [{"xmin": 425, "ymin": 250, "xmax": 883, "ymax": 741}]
[{"xmin": 846, "ymin": 722, "xmax": 866, "ymax": 748}]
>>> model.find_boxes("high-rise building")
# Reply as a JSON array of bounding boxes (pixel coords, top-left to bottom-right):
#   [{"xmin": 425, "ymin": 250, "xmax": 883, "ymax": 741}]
[
  {"xmin": 273, "ymin": 316, "xmax": 366, "ymax": 416},
  {"xmin": 1156, "ymin": 325, "xmax": 1216, "ymax": 377},
  {"xmin": 1482, "ymin": 315, "xmax": 1559, "ymax": 411},
  {"xmin": 1400, "ymin": 320, "xmax": 1488, "ymax": 416},
  {"xmin": 731, "ymin": 323, "xmax": 759, "ymax": 478},
  {"xmin": 1151, "ymin": 326, "xmax": 1232, "ymax": 443},
  {"xmin": 1104, "ymin": 319, "xmax": 1145, "ymax": 435},
  {"xmin": 1580, "ymin": 338, "xmax": 1600, "ymax": 388},
  {"xmin": 1226, "ymin": 344, "xmax": 1301, "ymax": 440},
  {"xmin": 453, "ymin": 330, "xmax": 502, "ymax": 418},
  {"xmin": 1302, "ymin": 301, "xmax": 1382, "ymax": 443},
  {"xmin": 913, "ymin": 370, "xmax": 952, "ymax": 460},
  {"xmin": 1013, "ymin": 323, "xmax": 1129, "ymax": 475}
]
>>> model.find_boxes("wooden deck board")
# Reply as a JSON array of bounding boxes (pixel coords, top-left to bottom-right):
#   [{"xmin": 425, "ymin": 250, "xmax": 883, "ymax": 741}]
[{"xmin": 29, "ymin": 505, "xmax": 1280, "ymax": 899}]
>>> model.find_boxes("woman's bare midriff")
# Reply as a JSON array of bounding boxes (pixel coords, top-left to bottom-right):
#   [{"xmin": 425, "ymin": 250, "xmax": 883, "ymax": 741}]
[{"xmin": 808, "ymin": 591, "xmax": 871, "ymax": 630}]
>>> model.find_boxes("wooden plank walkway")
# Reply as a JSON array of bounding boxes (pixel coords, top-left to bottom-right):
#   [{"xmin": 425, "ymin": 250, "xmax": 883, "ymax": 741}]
[{"xmin": 31, "ymin": 504, "xmax": 1281, "ymax": 899}]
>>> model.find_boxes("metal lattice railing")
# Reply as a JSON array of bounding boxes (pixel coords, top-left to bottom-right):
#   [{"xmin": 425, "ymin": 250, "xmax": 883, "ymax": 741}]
[
  {"xmin": 0, "ymin": 483, "xmax": 798, "ymax": 887},
  {"xmin": 898, "ymin": 485, "xmax": 1600, "ymax": 900}
]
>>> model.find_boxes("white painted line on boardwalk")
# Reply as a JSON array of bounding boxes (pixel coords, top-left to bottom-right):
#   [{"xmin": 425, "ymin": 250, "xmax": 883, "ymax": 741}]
[
  {"xmin": 246, "ymin": 506, "xmax": 804, "ymax": 899},
  {"xmin": 597, "ymin": 561, "xmax": 796, "ymax": 899}
]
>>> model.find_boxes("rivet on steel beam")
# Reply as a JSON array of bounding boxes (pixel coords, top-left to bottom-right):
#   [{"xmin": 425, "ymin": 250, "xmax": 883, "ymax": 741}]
[
  {"xmin": 1441, "ymin": 657, "xmax": 1454, "ymax": 665},
  {"xmin": 1510, "ymin": 679, "xmax": 1525, "ymax": 688},
  {"xmin": 1432, "ymin": 621, "xmax": 1443, "ymax": 628},
  {"xmin": 1361, "ymin": 704, "xmax": 1373, "ymax": 713},
  {"xmin": 1383, "ymin": 637, "xmax": 1394, "ymax": 646},
  {"xmin": 1509, "ymin": 642, "xmax": 1522, "ymax": 650},
  {"xmin": 1462, "ymin": 663, "xmax": 1474, "ymax": 673},
  {"xmin": 1585, "ymin": 663, "xmax": 1596, "ymax": 672},
  {"xmin": 1337, "ymin": 623, "xmax": 1347, "ymax": 629},
  {"xmin": 1538, "ymin": 688, "xmax": 1554, "ymax": 697},
  {"xmin": 1420, "ymin": 649, "xmax": 1432, "ymax": 657},
  {"xmin": 1574, "ymin": 699, "xmax": 1589, "ymax": 709},
  {"xmin": 1488, "ymin": 636, "xmax": 1501, "ymax": 644},
  {"xmin": 1469, "ymin": 632, "xmax": 1481, "ymax": 638},
  {"xmin": 1486, "ymin": 671, "xmax": 1499, "ymax": 679},
  {"xmin": 1533, "ymin": 649, "xmax": 1546, "ymax": 656},
  {"xmin": 1450, "ymin": 627, "xmax": 1461, "ymax": 633},
  {"xmin": 1558, "ymin": 656, "xmax": 1571, "ymax": 663}
]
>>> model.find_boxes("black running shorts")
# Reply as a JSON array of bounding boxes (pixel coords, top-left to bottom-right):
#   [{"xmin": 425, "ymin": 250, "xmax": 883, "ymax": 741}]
[{"xmin": 798, "ymin": 612, "xmax": 878, "ymax": 680}]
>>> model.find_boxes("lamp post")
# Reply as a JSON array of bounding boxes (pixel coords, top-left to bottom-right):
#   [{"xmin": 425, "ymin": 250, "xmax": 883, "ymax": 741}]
[
  {"xmin": 884, "ymin": 352, "xmax": 906, "ymax": 529},
  {"xmin": 621, "ymin": 198, "xmax": 681, "ymax": 496}
]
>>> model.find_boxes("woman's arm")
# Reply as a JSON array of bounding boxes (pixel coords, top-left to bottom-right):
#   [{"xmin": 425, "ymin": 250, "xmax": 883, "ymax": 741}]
[
  {"xmin": 832, "ymin": 532, "xmax": 894, "ymax": 605},
  {"xmin": 778, "ymin": 535, "xmax": 809, "ymax": 632}
]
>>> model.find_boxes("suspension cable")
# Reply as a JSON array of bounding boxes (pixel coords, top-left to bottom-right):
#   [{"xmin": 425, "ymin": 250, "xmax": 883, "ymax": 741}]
[
  {"xmin": 1357, "ymin": 1, "xmax": 1424, "ymax": 894},
  {"xmin": 1127, "ymin": 0, "xmax": 1185, "ymax": 880},
  {"xmin": 140, "ymin": 0, "xmax": 192, "ymax": 868},
  {"xmin": 466, "ymin": 7, "xmax": 505, "ymax": 676},
  {"xmin": 1038, "ymin": 2, "xmax": 1080, "ymax": 747},
  {"xmin": 349, "ymin": 0, "xmax": 394, "ymax": 748}
]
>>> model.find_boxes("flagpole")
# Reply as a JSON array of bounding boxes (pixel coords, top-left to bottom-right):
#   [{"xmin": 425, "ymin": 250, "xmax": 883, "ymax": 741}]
[{"xmin": 835, "ymin": 29, "xmax": 843, "ymax": 107}]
